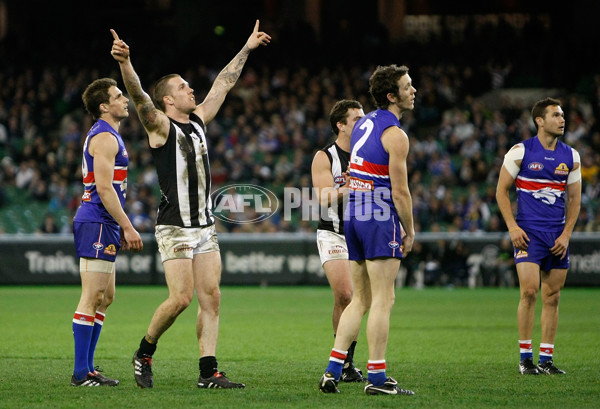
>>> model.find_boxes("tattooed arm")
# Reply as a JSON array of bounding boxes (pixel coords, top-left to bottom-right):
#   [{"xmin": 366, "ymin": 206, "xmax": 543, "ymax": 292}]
[
  {"xmin": 194, "ymin": 19, "xmax": 271, "ymax": 125},
  {"xmin": 110, "ymin": 29, "xmax": 170, "ymax": 148}
]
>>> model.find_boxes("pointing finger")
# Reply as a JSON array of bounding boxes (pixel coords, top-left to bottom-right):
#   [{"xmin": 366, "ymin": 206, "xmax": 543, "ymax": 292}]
[
  {"xmin": 254, "ymin": 19, "xmax": 259, "ymax": 33},
  {"xmin": 110, "ymin": 29, "xmax": 120, "ymax": 41}
]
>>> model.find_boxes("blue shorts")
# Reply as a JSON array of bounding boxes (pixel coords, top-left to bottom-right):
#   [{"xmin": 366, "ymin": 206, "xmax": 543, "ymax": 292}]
[
  {"xmin": 73, "ymin": 221, "xmax": 121, "ymax": 262},
  {"xmin": 345, "ymin": 215, "xmax": 403, "ymax": 261},
  {"xmin": 513, "ymin": 229, "xmax": 569, "ymax": 271}
]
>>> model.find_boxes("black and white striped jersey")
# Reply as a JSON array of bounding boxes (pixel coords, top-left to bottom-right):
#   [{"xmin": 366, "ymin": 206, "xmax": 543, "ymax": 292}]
[
  {"xmin": 317, "ymin": 142, "xmax": 349, "ymax": 235},
  {"xmin": 151, "ymin": 113, "xmax": 214, "ymax": 228}
]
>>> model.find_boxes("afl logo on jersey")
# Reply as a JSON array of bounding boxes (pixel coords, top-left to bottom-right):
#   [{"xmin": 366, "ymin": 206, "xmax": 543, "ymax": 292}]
[
  {"xmin": 528, "ymin": 162, "xmax": 543, "ymax": 171},
  {"xmin": 388, "ymin": 240, "xmax": 400, "ymax": 249},
  {"xmin": 554, "ymin": 163, "xmax": 569, "ymax": 176},
  {"xmin": 334, "ymin": 175, "xmax": 346, "ymax": 185},
  {"xmin": 92, "ymin": 242, "xmax": 104, "ymax": 250}
]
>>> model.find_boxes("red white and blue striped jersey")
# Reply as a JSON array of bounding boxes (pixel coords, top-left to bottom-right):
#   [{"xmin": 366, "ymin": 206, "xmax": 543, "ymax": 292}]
[
  {"xmin": 347, "ymin": 109, "xmax": 399, "ymax": 215},
  {"xmin": 515, "ymin": 136, "xmax": 575, "ymax": 232},
  {"xmin": 74, "ymin": 119, "xmax": 128, "ymax": 225}
]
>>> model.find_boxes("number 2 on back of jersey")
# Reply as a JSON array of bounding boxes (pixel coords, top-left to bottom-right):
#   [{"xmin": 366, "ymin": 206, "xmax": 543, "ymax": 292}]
[{"xmin": 350, "ymin": 119, "xmax": 374, "ymax": 167}]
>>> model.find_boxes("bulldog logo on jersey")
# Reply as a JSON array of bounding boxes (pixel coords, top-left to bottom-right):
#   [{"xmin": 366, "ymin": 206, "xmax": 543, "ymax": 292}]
[
  {"xmin": 554, "ymin": 163, "xmax": 569, "ymax": 176},
  {"xmin": 532, "ymin": 187, "xmax": 562, "ymax": 205}
]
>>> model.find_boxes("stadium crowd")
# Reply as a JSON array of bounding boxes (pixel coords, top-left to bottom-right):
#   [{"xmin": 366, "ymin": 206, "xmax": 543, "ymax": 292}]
[{"xmin": 1, "ymin": 63, "xmax": 598, "ymax": 234}]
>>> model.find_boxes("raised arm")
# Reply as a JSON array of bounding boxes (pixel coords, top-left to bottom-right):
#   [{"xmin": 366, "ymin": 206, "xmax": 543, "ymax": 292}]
[
  {"xmin": 194, "ymin": 20, "xmax": 271, "ymax": 124},
  {"xmin": 110, "ymin": 29, "xmax": 171, "ymax": 147}
]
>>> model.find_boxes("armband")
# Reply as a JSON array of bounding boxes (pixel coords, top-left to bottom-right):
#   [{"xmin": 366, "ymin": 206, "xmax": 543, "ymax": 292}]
[
  {"xmin": 502, "ymin": 144, "xmax": 524, "ymax": 179},
  {"xmin": 567, "ymin": 150, "xmax": 581, "ymax": 184},
  {"xmin": 567, "ymin": 166, "xmax": 581, "ymax": 184}
]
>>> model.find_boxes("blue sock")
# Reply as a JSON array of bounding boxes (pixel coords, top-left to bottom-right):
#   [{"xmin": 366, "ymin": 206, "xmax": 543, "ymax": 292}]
[
  {"xmin": 73, "ymin": 312, "xmax": 94, "ymax": 380},
  {"xmin": 367, "ymin": 360, "xmax": 387, "ymax": 386},
  {"xmin": 325, "ymin": 349, "xmax": 347, "ymax": 380},
  {"xmin": 88, "ymin": 312, "xmax": 104, "ymax": 372},
  {"xmin": 519, "ymin": 339, "xmax": 533, "ymax": 361},
  {"xmin": 539, "ymin": 343, "xmax": 554, "ymax": 363}
]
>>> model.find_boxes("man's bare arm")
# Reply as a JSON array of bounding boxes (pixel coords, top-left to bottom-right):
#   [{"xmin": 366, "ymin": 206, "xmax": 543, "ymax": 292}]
[
  {"xmin": 110, "ymin": 29, "xmax": 170, "ymax": 147},
  {"xmin": 382, "ymin": 126, "xmax": 414, "ymax": 255},
  {"xmin": 194, "ymin": 20, "xmax": 270, "ymax": 124}
]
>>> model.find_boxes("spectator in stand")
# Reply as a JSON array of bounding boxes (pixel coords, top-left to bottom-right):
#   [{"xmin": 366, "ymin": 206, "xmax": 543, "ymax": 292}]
[{"xmin": 37, "ymin": 213, "xmax": 60, "ymax": 234}]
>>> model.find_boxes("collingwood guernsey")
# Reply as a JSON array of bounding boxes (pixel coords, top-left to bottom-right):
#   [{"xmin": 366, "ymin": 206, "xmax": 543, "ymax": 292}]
[
  {"xmin": 317, "ymin": 142, "xmax": 349, "ymax": 235},
  {"xmin": 151, "ymin": 113, "xmax": 213, "ymax": 227}
]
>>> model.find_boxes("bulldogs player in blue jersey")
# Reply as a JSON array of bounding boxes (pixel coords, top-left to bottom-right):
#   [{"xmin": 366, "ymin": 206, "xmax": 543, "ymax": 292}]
[
  {"xmin": 319, "ymin": 65, "xmax": 416, "ymax": 396},
  {"xmin": 71, "ymin": 78, "xmax": 143, "ymax": 386},
  {"xmin": 312, "ymin": 100, "xmax": 366, "ymax": 383},
  {"xmin": 497, "ymin": 97, "xmax": 581, "ymax": 375}
]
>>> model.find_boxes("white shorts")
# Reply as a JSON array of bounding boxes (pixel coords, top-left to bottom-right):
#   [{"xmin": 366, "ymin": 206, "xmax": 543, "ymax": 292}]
[
  {"xmin": 155, "ymin": 224, "xmax": 220, "ymax": 262},
  {"xmin": 316, "ymin": 229, "xmax": 349, "ymax": 266}
]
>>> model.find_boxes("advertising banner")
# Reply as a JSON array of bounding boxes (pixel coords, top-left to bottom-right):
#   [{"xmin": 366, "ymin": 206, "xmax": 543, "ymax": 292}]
[{"xmin": 0, "ymin": 233, "xmax": 598, "ymax": 286}]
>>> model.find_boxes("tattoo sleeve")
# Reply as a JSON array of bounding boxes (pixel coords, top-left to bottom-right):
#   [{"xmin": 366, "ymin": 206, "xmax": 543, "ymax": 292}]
[
  {"xmin": 120, "ymin": 61, "xmax": 159, "ymax": 129},
  {"xmin": 214, "ymin": 45, "xmax": 251, "ymax": 91}
]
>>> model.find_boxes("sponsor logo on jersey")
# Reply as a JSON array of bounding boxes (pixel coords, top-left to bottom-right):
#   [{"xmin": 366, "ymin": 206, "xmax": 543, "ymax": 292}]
[
  {"xmin": 122, "ymin": 149, "xmax": 128, "ymax": 158},
  {"xmin": 388, "ymin": 240, "xmax": 400, "ymax": 249},
  {"xmin": 554, "ymin": 163, "xmax": 569, "ymax": 176},
  {"xmin": 82, "ymin": 190, "xmax": 92, "ymax": 202},
  {"xmin": 348, "ymin": 177, "xmax": 374, "ymax": 191},
  {"xmin": 515, "ymin": 249, "xmax": 528, "ymax": 259},
  {"xmin": 93, "ymin": 242, "xmax": 104, "ymax": 250},
  {"xmin": 328, "ymin": 245, "xmax": 347, "ymax": 255},
  {"xmin": 103, "ymin": 244, "xmax": 117, "ymax": 256},
  {"xmin": 528, "ymin": 162, "xmax": 544, "ymax": 171},
  {"xmin": 174, "ymin": 244, "xmax": 194, "ymax": 253}
]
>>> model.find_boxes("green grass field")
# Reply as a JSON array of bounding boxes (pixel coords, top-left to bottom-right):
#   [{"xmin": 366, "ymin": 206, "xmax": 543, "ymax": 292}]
[{"xmin": 0, "ymin": 286, "xmax": 598, "ymax": 408}]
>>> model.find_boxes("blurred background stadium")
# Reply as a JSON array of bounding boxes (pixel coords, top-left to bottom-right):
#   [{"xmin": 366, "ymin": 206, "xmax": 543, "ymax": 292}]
[{"xmin": 0, "ymin": 0, "xmax": 599, "ymax": 286}]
